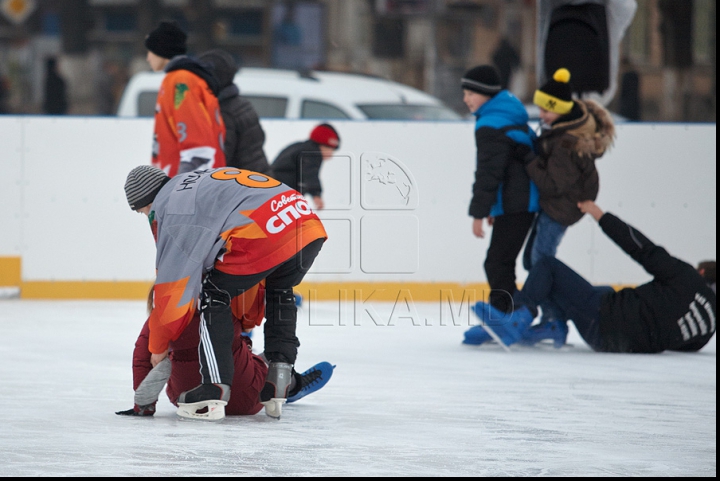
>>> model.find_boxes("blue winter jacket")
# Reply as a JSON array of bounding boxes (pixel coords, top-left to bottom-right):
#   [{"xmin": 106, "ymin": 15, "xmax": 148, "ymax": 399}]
[{"xmin": 469, "ymin": 90, "xmax": 539, "ymax": 219}]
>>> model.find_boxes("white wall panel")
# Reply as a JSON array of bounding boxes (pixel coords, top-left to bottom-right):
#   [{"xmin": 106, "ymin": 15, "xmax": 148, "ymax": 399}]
[
  {"xmin": 0, "ymin": 116, "xmax": 715, "ymax": 285},
  {"xmin": 20, "ymin": 117, "xmax": 156, "ymax": 281},
  {"xmin": 0, "ymin": 117, "xmax": 24, "ymax": 256}
]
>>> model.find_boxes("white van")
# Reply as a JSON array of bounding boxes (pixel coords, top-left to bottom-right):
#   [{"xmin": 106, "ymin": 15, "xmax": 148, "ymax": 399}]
[{"xmin": 116, "ymin": 67, "xmax": 463, "ymax": 121}]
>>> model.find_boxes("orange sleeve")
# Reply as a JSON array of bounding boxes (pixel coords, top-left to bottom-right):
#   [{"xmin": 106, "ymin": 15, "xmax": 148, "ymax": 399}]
[{"xmin": 148, "ymin": 277, "xmax": 197, "ymax": 354}]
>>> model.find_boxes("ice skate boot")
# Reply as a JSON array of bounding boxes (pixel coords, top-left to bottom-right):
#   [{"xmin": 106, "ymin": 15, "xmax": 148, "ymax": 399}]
[
  {"xmin": 260, "ymin": 362, "xmax": 293, "ymax": 419},
  {"xmin": 470, "ymin": 302, "xmax": 534, "ymax": 349},
  {"xmin": 177, "ymin": 383, "xmax": 230, "ymax": 421},
  {"xmin": 287, "ymin": 362, "xmax": 335, "ymax": 404},
  {"xmin": 462, "ymin": 325, "xmax": 493, "ymax": 345},
  {"xmin": 519, "ymin": 320, "xmax": 568, "ymax": 348}
]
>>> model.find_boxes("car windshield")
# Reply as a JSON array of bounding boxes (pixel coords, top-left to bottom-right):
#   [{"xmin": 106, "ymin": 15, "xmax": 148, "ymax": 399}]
[{"xmin": 357, "ymin": 104, "xmax": 462, "ymax": 120}]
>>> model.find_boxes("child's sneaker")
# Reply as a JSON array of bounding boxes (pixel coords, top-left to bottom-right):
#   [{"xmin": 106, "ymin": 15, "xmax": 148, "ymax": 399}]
[{"xmin": 287, "ymin": 362, "xmax": 335, "ymax": 404}]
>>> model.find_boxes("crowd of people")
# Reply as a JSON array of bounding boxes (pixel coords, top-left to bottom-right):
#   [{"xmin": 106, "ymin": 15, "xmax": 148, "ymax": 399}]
[{"xmin": 115, "ymin": 20, "xmax": 715, "ymax": 423}]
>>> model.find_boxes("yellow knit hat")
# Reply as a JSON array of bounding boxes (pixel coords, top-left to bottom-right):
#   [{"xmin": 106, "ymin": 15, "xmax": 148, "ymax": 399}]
[{"xmin": 533, "ymin": 68, "xmax": 574, "ymax": 115}]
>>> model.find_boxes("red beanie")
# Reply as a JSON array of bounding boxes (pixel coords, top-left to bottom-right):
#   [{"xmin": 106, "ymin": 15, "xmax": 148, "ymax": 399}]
[{"xmin": 309, "ymin": 124, "xmax": 340, "ymax": 149}]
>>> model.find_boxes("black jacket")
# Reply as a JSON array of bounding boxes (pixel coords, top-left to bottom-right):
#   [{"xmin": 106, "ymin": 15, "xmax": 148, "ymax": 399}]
[
  {"xmin": 597, "ymin": 213, "xmax": 716, "ymax": 353},
  {"xmin": 271, "ymin": 140, "xmax": 323, "ymax": 197},
  {"xmin": 195, "ymin": 50, "xmax": 271, "ymax": 174},
  {"xmin": 218, "ymin": 84, "xmax": 271, "ymax": 174},
  {"xmin": 469, "ymin": 91, "xmax": 538, "ymax": 219}
]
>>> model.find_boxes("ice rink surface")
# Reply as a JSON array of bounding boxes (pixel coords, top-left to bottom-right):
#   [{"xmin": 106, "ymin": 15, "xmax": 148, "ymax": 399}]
[{"xmin": 0, "ymin": 299, "xmax": 715, "ymax": 477}]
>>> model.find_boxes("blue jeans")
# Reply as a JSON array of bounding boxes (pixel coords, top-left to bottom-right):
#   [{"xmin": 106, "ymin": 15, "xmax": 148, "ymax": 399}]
[
  {"xmin": 514, "ymin": 257, "xmax": 612, "ymax": 351},
  {"xmin": 522, "ymin": 211, "xmax": 568, "ymax": 321},
  {"xmin": 523, "ymin": 211, "xmax": 567, "ymax": 270}
]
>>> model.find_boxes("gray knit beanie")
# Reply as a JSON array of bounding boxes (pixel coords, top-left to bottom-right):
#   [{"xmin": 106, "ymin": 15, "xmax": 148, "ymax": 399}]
[{"xmin": 125, "ymin": 165, "xmax": 170, "ymax": 210}]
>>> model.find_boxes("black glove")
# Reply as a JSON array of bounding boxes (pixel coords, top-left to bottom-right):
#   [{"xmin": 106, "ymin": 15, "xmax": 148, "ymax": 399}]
[{"xmin": 115, "ymin": 403, "xmax": 156, "ymax": 417}]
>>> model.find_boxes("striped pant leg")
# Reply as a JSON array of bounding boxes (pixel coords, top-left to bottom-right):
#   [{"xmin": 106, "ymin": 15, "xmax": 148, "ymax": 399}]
[{"xmin": 198, "ymin": 284, "xmax": 235, "ymax": 386}]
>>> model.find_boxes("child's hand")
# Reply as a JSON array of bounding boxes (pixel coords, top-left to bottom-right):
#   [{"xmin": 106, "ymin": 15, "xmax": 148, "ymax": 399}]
[{"xmin": 578, "ymin": 200, "xmax": 604, "ymax": 221}]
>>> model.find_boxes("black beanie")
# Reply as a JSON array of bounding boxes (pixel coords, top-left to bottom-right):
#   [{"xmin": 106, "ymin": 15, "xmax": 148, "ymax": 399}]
[
  {"xmin": 125, "ymin": 165, "xmax": 170, "ymax": 210},
  {"xmin": 461, "ymin": 65, "xmax": 502, "ymax": 96},
  {"xmin": 145, "ymin": 21, "xmax": 187, "ymax": 59},
  {"xmin": 534, "ymin": 68, "xmax": 574, "ymax": 115}
]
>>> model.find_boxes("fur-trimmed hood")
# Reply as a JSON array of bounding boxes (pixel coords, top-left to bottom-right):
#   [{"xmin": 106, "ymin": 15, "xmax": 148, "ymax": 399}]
[{"xmin": 551, "ymin": 99, "xmax": 616, "ymax": 158}]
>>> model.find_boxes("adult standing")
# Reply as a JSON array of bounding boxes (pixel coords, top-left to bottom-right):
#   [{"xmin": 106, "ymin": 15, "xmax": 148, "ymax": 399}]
[
  {"xmin": 144, "ymin": 21, "xmax": 226, "ymax": 177},
  {"xmin": 197, "ymin": 49, "xmax": 271, "ymax": 175},
  {"xmin": 462, "ymin": 65, "xmax": 539, "ymax": 314},
  {"xmin": 42, "ymin": 57, "xmax": 68, "ymax": 115}
]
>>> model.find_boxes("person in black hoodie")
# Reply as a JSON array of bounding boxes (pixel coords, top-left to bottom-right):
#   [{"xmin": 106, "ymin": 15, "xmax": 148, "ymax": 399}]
[
  {"xmin": 197, "ymin": 49, "xmax": 271, "ymax": 175},
  {"xmin": 469, "ymin": 200, "xmax": 716, "ymax": 353},
  {"xmin": 270, "ymin": 123, "xmax": 340, "ymax": 210}
]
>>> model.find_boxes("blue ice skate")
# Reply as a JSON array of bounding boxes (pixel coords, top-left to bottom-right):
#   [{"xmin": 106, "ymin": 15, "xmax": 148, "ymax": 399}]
[
  {"xmin": 519, "ymin": 320, "xmax": 568, "ymax": 348},
  {"xmin": 463, "ymin": 303, "xmax": 495, "ymax": 345},
  {"xmin": 463, "ymin": 324, "xmax": 493, "ymax": 345},
  {"xmin": 464, "ymin": 301, "xmax": 534, "ymax": 347},
  {"xmin": 286, "ymin": 362, "xmax": 335, "ymax": 404}
]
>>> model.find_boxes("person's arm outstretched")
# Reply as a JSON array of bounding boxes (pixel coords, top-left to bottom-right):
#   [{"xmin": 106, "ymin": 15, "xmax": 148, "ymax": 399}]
[{"xmin": 578, "ymin": 200, "xmax": 687, "ymax": 282}]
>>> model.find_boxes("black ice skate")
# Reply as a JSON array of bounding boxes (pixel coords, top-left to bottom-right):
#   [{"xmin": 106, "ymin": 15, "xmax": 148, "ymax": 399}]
[
  {"xmin": 260, "ymin": 362, "xmax": 293, "ymax": 419},
  {"xmin": 177, "ymin": 383, "xmax": 230, "ymax": 421}
]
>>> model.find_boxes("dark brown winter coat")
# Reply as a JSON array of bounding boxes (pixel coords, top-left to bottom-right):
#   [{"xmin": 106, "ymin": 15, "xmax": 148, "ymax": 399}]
[{"xmin": 526, "ymin": 99, "xmax": 615, "ymax": 226}]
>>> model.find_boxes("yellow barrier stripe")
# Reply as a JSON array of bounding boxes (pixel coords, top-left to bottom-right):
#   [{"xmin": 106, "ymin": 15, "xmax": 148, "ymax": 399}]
[
  {"xmin": 21, "ymin": 281, "xmax": 154, "ymax": 300},
  {"xmin": 0, "ymin": 257, "xmax": 21, "ymax": 286},
  {"xmin": 17, "ymin": 280, "xmax": 631, "ymax": 301},
  {"xmin": 19, "ymin": 280, "xmax": 494, "ymax": 301}
]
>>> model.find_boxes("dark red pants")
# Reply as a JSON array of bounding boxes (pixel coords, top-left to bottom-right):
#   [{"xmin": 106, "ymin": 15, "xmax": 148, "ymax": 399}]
[{"xmin": 132, "ymin": 314, "xmax": 268, "ymax": 415}]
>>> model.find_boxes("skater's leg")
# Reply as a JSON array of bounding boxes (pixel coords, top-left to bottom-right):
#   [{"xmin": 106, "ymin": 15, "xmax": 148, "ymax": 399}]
[
  {"xmin": 515, "ymin": 257, "xmax": 604, "ymax": 350},
  {"xmin": 196, "ymin": 277, "xmax": 235, "ymax": 387},
  {"xmin": 224, "ymin": 336, "xmax": 268, "ymax": 416},
  {"xmin": 484, "ymin": 212, "xmax": 535, "ymax": 313},
  {"xmin": 263, "ymin": 238, "xmax": 324, "ymax": 364},
  {"xmin": 260, "ymin": 239, "xmax": 324, "ymax": 418}
]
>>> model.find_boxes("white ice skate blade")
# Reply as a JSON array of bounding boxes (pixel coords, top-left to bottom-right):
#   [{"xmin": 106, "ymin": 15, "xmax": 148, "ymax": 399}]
[
  {"xmin": 471, "ymin": 308, "xmax": 512, "ymax": 353},
  {"xmin": 176, "ymin": 400, "xmax": 228, "ymax": 421},
  {"xmin": 262, "ymin": 398, "xmax": 286, "ymax": 419},
  {"xmin": 479, "ymin": 323, "xmax": 512, "ymax": 353}
]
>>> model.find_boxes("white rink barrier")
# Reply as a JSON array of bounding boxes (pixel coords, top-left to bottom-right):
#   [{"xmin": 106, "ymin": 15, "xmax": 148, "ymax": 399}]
[{"xmin": 0, "ymin": 116, "xmax": 715, "ymax": 299}]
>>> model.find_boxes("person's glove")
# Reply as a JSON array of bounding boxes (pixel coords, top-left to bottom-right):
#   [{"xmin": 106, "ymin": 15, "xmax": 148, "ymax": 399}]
[{"xmin": 115, "ymin": 402, "xmax": 156, "ymax": 417}]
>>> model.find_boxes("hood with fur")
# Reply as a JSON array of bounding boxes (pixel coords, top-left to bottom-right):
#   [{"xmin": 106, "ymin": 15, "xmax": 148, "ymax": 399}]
[{"xmin": 552, "ymin": 99, "xmax": 616, "ymax": 158}]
